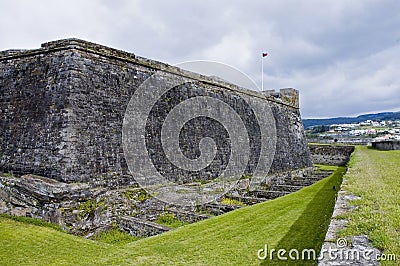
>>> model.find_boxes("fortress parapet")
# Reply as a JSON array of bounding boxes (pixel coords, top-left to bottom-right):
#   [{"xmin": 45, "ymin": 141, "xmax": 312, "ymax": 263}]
[{"xmin": 262, "ymin": 88, "xmax": 299, "ymax": 109}]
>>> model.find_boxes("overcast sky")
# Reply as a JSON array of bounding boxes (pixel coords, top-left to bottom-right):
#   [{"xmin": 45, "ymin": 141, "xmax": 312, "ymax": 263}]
[{"xmin": 1, "ymin": 0, "xmax": 399, "ymax": 118}]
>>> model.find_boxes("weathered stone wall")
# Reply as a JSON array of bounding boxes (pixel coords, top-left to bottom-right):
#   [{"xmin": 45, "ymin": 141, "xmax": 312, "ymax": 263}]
[
  {"xmin": 0, "ymin": 50, "xmax": 71, "ymax": 178},
  {"xmin": 269, "ymin": 103, "xmax": 311, "ymax": 172},
  {"xmin": 371, "ymin": 140, "xmax": 400, "ymax": 150},
  {"xmin": 0, "ymin": 38, "xmax": 312, "ymax": 186},
  {"xmin": 308, "ymin": 144, "xmax": 355, "ymax": 166}
]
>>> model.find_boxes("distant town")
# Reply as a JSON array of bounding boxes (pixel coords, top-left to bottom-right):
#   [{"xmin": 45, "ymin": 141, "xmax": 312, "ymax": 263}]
[{"xmin": 305, "ymin": 118, "xmax": 400, "ymax": 144}]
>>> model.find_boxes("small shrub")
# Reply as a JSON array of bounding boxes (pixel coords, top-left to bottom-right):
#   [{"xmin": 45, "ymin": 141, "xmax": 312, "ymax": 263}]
[
  {"xmin": 220, "ymin": 197, "xmax": 246, "ymax": 206},
  {"xmin": 239, "ymin": 174, "xmax": 252, "ymax": 180},
  {"xmin": 192, "ymin": 178, "xmax": 209, "ymax": 184},
  {"xmin": 91, "ymin": 227, "xmax": 140, "ymax": 245},
  {"xmin": 3, "ymin": 172, "xmax": 13, "ymax": 178},
  {"xmin": 78, "ymin": 199, "xmax": 104, "ymax": 218},
  {"xmin": 221, "ymin": 198, "xmax": 246, "ymax": 206},
  {"xmin": 155, "ymin": 212, "xmax": 188, "ymax": 228},
  {"xmin": 123, "ymin": 188, "xmax": 151, "ymax": 202}
]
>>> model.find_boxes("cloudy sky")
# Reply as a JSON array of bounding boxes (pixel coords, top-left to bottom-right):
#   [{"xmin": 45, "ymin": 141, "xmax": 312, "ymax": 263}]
[{"xmin": 1, "ymin": 0, "xmax": 399, "ymax": 118}]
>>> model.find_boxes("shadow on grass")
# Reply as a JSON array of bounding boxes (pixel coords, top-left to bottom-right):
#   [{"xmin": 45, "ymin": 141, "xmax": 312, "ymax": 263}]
[{"xmin": 260, "ymin": 167, "xmax": 346, "ymax": 266}]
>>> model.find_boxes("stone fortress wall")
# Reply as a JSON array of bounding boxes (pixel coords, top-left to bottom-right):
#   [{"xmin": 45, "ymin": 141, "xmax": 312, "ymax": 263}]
[
  {"xmin": 308, "ymin": 144, "xmax": 355, "ymax": 166},
  {"xmin": 371, "ymin": 140, "xmax": 400, "ymax": 150},
  {"xmin": 0, "ymin": 39, "xmax": 315, "ymax": 236},
  {"xmin": 0, "ymin": 38, "xmax": 312, "ymax": 185}
]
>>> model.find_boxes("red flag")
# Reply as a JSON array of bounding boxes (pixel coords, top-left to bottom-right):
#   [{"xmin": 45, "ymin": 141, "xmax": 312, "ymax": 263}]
[{"xmin": 262, "ymin": 52, "xmax": 268, "ymax": 57}]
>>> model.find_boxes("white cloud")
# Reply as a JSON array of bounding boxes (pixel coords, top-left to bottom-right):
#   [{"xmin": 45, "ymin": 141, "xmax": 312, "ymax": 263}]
[
  {"xmin": 201, "ymin": 31, "xmax": 254, "ymax": 69},
  {"xmin": 1, "ymin": 0, "xmax": 399, "ymax": 118},
  {"xmin": 295, "ymin": 44, "xmax": 400, "ymax": 117}
]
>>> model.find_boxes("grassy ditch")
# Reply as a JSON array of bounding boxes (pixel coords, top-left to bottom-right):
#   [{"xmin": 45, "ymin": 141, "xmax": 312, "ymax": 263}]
[{"xmin": 0, "ymin": 166, "xmax": 346, "ymax": 265}]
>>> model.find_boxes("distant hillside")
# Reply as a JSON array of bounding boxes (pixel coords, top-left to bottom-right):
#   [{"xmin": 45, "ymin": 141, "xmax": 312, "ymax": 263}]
[{"xmin": 303, "ymin": 111, "xmax": 400, "ymax": 129}]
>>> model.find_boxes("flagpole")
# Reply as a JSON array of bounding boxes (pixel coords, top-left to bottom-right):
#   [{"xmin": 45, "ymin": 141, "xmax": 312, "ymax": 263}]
[
  {"xmin": 261, "ymin": 52, "xmax": 268, "ymax": 91},
  {"xmin": 261, "ymin": 55, "xmax": 264, "ymax": 91}
]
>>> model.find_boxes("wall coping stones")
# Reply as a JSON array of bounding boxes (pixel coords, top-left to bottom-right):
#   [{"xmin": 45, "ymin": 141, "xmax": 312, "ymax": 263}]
[{"xmin": 0, "ymin": 38, "xmax": 299, "ymax": 109}]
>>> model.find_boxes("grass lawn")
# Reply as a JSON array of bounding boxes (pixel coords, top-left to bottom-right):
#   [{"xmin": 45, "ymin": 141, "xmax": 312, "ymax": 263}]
[
  {"xmin": 0, "ymin": 166, "xmax": 345, "ymax": 265},
  {"xmin": 339, "ymin": 146, "xmax": 400, "ymax": 265},
  {"xmin": 0, "ymin": 217, "xmax": 111, "ymax": 266}
]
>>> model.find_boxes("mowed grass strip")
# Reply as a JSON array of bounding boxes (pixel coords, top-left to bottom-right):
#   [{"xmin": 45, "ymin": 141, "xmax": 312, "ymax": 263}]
[
  {"xmin": 0, "ymin": 217, "xmax": 112, "ymax": 266},
  {"xmin": 0, "ymin": 167, "xmax": 345, "ymax": 266},
  {"xmin": 340, "ymin": 146, "xmax": 400, "ymax": 265}
]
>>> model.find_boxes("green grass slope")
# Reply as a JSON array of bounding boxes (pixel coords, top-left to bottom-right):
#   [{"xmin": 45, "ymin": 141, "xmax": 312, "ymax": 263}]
[
  {"xmin": 0, "ymin": 217, "xmax": 111, "ymax": 266},
  {"xmin": 0, "ymin": 167, "xmax": 345, "ymax": 266}
]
